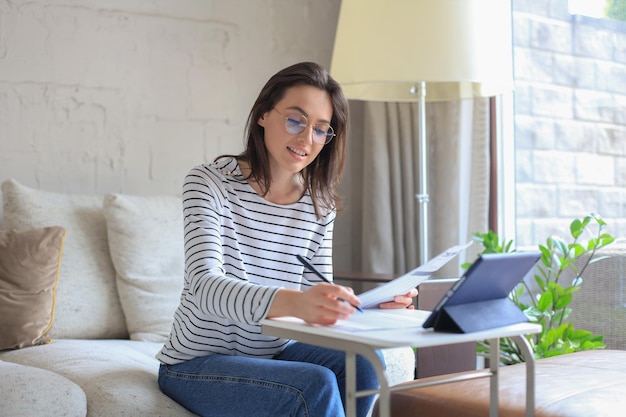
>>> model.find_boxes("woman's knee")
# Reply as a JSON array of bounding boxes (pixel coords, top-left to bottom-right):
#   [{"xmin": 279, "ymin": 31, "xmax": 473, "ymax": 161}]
[
  {"xmin": 298, "ymin": 366, "xmax": 344, "ymax": 415},
  {"xmin": 300, "ymin": 364, "xmax": 338, "ymax": 391}
]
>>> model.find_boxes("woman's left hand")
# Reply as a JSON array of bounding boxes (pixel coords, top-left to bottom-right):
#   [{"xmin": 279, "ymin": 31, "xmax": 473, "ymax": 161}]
[{"xmin": 378, "ymin": 288, "xmax": 418, "ymax": 310}]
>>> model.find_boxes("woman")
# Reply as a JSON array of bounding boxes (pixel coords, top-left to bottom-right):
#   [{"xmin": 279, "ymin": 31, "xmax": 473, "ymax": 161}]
[{"xmin": 157, "ymin": 62, "xmax": 416, "ymax": 417}]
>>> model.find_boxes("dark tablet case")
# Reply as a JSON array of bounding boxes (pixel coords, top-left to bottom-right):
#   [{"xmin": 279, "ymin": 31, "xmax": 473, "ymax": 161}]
[{"xmin": 422, "ymin": 252, "xmax": 541, "ymax": 333}]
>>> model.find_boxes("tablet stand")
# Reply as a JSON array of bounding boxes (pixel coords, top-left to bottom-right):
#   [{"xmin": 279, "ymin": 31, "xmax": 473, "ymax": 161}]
[{"xmin": 432, "ymin": 297, "xmax": 529, "ymax": 333}]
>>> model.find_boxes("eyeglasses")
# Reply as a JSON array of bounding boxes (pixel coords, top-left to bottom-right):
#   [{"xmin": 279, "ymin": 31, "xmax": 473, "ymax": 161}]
[{"xmin": 273, "ymin": 108, "xmax": 335, "ymax": 145}]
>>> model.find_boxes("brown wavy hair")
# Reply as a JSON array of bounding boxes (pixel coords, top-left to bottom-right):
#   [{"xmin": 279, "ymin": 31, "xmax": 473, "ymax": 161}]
[{"xmin": 222, "ymin": 61, "xmax": 348, "ymax": 219}]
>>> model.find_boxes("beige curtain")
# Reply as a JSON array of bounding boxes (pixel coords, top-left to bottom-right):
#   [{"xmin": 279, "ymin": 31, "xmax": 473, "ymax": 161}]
[{"xmin": 349, "ymin": 99, "xmax": 490, "ymax": 277}]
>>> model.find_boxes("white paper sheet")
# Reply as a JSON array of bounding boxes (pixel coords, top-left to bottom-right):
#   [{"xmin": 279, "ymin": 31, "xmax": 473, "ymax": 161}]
[
  {"xmin": 356, "ymin": 241, "xmax": 473, "ymax": 309},
  {"xmin": 331, "ymin": 309, "xmax": 426, "ymax": 332}
]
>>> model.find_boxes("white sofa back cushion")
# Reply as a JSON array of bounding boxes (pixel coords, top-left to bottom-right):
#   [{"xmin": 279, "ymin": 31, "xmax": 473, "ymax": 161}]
[
  {"xmin": 1, "ymin": 179, "xmax": 127, "ymax": 339},
  {"xmin": 103, "ymin": 193, "xmax": 184, "ymax": 342}
]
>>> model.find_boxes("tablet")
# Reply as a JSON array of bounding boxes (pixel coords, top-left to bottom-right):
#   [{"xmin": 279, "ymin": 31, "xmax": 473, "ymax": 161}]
[{"xmin": 422, "ymin": 251, "xmax": 541, "ymax": 333}]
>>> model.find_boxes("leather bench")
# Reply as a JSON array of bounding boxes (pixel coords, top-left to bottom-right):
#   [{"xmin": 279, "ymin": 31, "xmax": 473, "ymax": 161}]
[{"xmin": 375, "ymin": 350, "xmax": 626, "ymax": 417}]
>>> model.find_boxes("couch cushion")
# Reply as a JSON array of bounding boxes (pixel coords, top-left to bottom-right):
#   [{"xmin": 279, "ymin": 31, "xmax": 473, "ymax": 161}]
[
  {"xmin": 0, "ymin": 226, "xmax": 66, "ymax": 350},
  {"xmin": 0, "ymin": 359, "xmax": 87, "ymax": 417},
  {"xmin": 0, "ymin": 339, "xmax": 196, "ymax": 417},
  {"xmin": 1, "ymin": 179, "xmax": 127, "ymax": 339},
  {"xmin": 103, "ymin": 193, "xmax": 184, "ymax": 342}
]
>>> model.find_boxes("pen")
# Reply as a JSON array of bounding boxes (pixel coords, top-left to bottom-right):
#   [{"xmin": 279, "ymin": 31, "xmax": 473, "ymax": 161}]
[{"xmin": 296, "ymin": 254, "xmax": 364, "ymax": 313}]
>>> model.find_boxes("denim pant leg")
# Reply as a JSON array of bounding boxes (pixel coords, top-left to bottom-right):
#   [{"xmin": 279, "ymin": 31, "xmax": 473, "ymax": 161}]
[
  {"xmin": 274, "ymin": 342, "xmax": 384, "ymax": 417},
  {"xmin": 158, "ymin": 352, "xmax": 345, "ymax": 417}
]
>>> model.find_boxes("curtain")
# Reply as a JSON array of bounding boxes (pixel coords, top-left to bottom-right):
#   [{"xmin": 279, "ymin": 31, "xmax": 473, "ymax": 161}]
[{"xmin": 352, "ymin": 99, "xmax": 490, "ymax": 277}]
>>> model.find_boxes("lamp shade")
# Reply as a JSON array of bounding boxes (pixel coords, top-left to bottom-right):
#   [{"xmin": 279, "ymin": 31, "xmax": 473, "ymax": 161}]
[{"xmin": 330, "ymin": 0, "xmax": 513, "ymax": 102}]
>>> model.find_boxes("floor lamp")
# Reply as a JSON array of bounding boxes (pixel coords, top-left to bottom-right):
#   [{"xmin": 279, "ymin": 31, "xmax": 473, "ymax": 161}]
[{"xmin": 330, "ymin": 0, "xmax": 514, "ymax": 265}]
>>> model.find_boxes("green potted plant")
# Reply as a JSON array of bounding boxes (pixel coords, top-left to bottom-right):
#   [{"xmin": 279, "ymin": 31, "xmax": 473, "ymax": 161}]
[{"xmin": 466, "ymin": 213, "xmax": 615, "ymax": 365}]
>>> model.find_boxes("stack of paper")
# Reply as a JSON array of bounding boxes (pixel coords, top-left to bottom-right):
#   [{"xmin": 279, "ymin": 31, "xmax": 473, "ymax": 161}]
[{"xmin": 357, "ymin": 242, "xmax": 472, "ymax": 309}]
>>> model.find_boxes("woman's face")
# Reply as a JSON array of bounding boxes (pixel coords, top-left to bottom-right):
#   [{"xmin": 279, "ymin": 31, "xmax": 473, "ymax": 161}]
[{"xmin": 258, "ymin": 85, "xmax": 333, "ymax": 178}]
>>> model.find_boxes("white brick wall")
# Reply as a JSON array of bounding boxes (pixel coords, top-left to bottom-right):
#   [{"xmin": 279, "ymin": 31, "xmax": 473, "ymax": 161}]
[{"xmin": 0, "ymin": 0, "xmax": 340, "ymax": 197}]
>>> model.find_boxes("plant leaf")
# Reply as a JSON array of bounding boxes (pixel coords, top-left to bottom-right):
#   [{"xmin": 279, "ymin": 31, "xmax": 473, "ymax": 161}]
[
  {"xmin": 555, "ymin": 293, "xmax": 572, "ymax": 309},
  {"xmin": 537, "ymin": 291, "xmax": 553, "ymax": 311},
  {"xmin": 570, "ymin": 219, "xmax": 583, "ymax": 238}
]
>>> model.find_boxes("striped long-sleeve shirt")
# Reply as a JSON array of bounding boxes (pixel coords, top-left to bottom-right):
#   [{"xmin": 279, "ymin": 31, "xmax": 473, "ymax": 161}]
[{"xmin": 157, "ymin": 157, "xmax": 335, "ymax": 365}]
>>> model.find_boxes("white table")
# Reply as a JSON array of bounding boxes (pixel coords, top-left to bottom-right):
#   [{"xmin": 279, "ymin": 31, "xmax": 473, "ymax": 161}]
[{"xmin": 261, "ymin": 309, "xmax": 541, "ymax": 417}]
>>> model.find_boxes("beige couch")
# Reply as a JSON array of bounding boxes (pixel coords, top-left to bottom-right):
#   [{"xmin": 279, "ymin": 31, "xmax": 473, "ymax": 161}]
[{"xmin": 0, "ymin": 178, "xmax": 415, "ymax": 417}]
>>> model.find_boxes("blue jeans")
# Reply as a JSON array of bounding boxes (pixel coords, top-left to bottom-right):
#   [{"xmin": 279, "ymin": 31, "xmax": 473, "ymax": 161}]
[{"xmin": 158, "ymin": 342, "xmax": 384, "ymax": 417}]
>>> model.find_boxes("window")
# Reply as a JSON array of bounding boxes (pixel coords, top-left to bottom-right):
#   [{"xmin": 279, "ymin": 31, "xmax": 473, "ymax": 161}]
[
  {"xmin": 569, "ymin": 0, "xmax": 606, "ymax": 18},
  {"xmin": 501, "ymin": 1, "xmax": 626, "ymax": 247}
]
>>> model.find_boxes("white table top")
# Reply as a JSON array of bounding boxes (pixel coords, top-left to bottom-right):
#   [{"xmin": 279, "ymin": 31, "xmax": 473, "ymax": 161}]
[{"xmin": 261, "ymin": 309, "xmax": 542, "ymax": 350}]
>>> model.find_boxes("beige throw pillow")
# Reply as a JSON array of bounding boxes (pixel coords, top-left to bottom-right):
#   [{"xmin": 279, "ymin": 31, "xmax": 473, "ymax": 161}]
[
  {"xmin": 1, "ymin": 179, "xmax": 127, "ymax": 339},
  {"xmin": 103, "ymin": 193, "xmax": 184, "ymax": 342},
  {"xmin": 0, "ymin": 226, "xmax": 66, "ymax": 350}
]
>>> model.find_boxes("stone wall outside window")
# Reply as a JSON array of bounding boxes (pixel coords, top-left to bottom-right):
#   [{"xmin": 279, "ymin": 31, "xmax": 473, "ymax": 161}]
[{"xmin": 513, "ymin": 0, "xmax": 626, "ymax": 246}]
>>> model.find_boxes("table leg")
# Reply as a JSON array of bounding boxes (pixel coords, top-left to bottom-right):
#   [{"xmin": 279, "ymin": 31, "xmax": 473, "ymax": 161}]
[
  {"xmin": 489, "ymin": 338, "xmax": 500, "ymax": 417},
  {"xmin": 345, "ymin": 351, "xmax": 357, "ymax": 417},
  {"xmin": 510, "ymin": 335, "xmax": 535, "ymax": 417},
  {"xmin": 345, "ymin": 347, "xmax": 389, "ymax": 417}
]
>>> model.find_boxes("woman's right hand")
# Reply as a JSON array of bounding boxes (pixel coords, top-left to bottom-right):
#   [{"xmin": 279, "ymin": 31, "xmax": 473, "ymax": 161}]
[{"xmin": 268, "ymin": 284, "xmax": 361, "ymax": 325}]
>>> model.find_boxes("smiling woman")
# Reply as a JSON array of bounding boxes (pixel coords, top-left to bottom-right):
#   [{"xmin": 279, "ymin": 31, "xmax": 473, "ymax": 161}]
[{"xmin": 155, "ymin": 62, "xmax": 417, "ymax": 417}]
